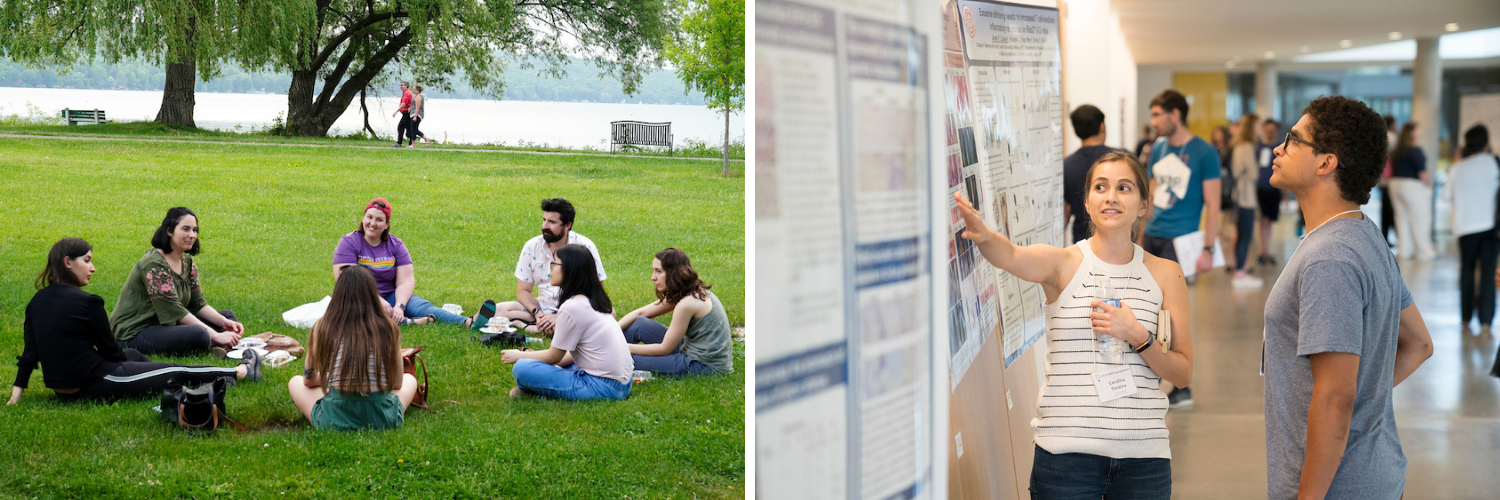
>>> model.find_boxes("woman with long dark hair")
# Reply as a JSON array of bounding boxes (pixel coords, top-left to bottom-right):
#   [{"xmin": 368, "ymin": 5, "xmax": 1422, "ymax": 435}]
[
  {"xmin": 616, "ymin": 248, "xmax": 733, "ymax": 375},
  {"xmin": 110, "ymin": 207, "xmax": 245, "ymax": 355},
  {"xmin": 287, "ymin": 265, "xmax": 418, "ymax": 430},
  {"xmin": 1388, "ymin": 122, "xmax": 1435, "ymax": 260},
  {"xmin": 501, "ymin": 244, "xmax": 633, "ymax": 400},
  {"xmin": 11, "ymin": 238, "xmax": 261, "ymax": 405}
]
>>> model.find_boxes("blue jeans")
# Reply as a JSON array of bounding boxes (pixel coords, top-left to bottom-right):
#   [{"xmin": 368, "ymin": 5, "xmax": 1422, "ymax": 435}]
[
  {"xmin": 623, "ymin": 317, "xmax": 716, "ymax": 375},
  {"xmin": 512, "ymin": 359, "xmax": 632, "ymax": 401},
  {"xmin": 1235, "ymin": 207, "xmax": 1256, "ymax": 270},
  {"xmin": 382, "ymin": 293, "xmax": 466, "ymax": 325},
  {"xmin": 1029, "ymin": 446, "xmax": 1170, "ymax": 500}
]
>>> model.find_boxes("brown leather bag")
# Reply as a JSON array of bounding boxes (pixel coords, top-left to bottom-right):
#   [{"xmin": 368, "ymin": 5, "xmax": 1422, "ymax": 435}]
[
  {"xmin": 401, "ymin": 346, "xmax": 433, "ymax": 413},
  {"xmin": 249, "ymin": 332, "xmax": 305, "ymax": 357}
]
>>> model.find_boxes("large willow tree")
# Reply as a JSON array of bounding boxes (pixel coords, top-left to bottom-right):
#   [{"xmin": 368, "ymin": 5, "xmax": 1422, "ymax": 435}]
[
  {"xmin": 235, "ymin": 0, "xmax": 677, "ymax": 137},
  {"xmin": 0, "ymin": 0, "xmax": 238, "ymax": 127}
]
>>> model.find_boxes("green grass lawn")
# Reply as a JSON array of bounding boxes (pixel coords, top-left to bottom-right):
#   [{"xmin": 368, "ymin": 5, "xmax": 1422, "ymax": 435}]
[
  {"xmin": 0, "ymin": 121, "xmax": 746, "ymax": 160},
  {"xmin": 0, "ymin": 137, "xmax": 745, "ymax": 498}
]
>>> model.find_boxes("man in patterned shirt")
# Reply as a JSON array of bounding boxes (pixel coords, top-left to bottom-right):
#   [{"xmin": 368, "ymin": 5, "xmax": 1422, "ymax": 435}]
[{"xmin": 492, "ymin": 198, "xmax": 606, "ymax": 334}]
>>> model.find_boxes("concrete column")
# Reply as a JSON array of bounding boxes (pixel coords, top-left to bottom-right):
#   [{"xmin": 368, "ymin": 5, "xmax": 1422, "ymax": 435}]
[
  {"xmin": 1411, "ymin": 37, "xmax": 1442, "ymax": 170},
  {"xmin": 1255, "ymin": 61, "xmax": 1277, "ymax": 123}
]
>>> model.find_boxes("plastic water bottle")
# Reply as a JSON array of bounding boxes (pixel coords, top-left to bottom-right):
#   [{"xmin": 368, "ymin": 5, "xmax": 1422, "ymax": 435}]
[
  {"xmin": 632, "ymin": 370, "xmax": 654, "ymax": 383},
  {"xmin": 1095, "ymin": 276, "xmax": 1127, "ymax": 362}
]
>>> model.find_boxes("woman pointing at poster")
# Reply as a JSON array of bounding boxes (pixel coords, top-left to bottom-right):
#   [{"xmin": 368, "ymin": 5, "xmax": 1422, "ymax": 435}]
[{"xmin": 955, "ymin": 151, "xmax": 1192, "ymax": 500}]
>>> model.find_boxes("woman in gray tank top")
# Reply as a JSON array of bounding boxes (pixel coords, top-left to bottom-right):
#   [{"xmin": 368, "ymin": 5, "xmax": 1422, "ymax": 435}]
[{"xmin": 616, "ymin": 248, "xmax": 733, "ymax": 375}]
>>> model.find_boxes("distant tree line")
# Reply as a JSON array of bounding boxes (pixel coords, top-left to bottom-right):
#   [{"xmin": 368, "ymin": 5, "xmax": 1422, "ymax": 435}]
[{"xmin": 0, "ymin": 57, "xmax": 706, "ymax": 105}]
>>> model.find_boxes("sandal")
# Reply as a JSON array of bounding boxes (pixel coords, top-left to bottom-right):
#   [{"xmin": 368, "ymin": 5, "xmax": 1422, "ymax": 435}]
[
  {"xmin": 401, "ymin": 314, "xmax": 437, "ymax": 326},
  {"xmin": 470, "ymin": 299, "xmax": 497, "ymax": 331}
]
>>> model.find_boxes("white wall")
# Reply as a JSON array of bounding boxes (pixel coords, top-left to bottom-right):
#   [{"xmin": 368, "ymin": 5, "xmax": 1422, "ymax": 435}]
[
  {"xmin": 1061, "ymin": 0, "xmax": 1139, "ymax": 153},
  {"xmin": 1136, "ymin": 65, "xmax": 1173, "ymax": 146}
]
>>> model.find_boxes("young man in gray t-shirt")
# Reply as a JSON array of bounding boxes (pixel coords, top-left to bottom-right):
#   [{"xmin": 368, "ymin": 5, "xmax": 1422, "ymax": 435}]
[{"xmin": 1263, "ymin": 96, "xmax": 1433, "ymax": 500}]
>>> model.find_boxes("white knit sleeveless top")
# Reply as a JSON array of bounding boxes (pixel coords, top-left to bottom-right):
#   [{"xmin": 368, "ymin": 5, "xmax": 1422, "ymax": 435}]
[{"xmin": 1030, "ymin": 241, "xmax": 1171, "ymax": 459}]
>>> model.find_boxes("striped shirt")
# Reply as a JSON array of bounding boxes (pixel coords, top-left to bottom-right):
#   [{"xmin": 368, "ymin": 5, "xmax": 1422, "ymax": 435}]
[
  {"xmin": 1031, "ymin": 242, "xmax": 1171, "ymax": 459},
  {"xmin": 327, "ymin": 340, "xmax": 390, "ymax": 394}
]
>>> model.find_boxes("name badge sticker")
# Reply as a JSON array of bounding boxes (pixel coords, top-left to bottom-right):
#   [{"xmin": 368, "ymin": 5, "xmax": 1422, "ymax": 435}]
[{"xmin": 1092, "ymin": 365, "xmax": 1138, "ymax": 403}]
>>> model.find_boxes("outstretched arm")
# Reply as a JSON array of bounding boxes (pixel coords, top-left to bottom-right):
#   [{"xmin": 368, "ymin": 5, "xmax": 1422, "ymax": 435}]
[{"xmin": 953, "ymin": 192, "xmax": 1070, "ymax": 288}]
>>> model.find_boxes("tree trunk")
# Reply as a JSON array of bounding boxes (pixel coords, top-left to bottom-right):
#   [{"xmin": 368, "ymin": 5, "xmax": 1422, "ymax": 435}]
[
  {"xmin": 285, "ymin": 27, "xmax": 412, "ymax": 137},
  {"xmin": 155, "ymin": 18, "xmax": 197, "ymax": 128},
  {"xmin": 722, "ymin": 104, "xmax": 731, "ymax": 176},
  {"xmin": 361, "ymin": 88, "xmax": 377, "ymax": 139}
]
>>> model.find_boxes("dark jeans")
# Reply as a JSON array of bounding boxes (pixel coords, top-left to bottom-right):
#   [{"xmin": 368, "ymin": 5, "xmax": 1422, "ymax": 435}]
[
  {"xmin": 622, "ymin": 317, "xmax": 716, "ymax": 375},
  {"xmin": 124, "ymin": 310, "xmax": 237, "ymax": 356},
  {"xmin": 1459, "ymin": 232, "xmax": 1500, "ymax": 326},
  {"xmin": 408, "ymin": 116, "xmax": 425, "ymax": 145},
  {"xmin": 395, "ymin": 112, "xmax": 412, "ymax": 144},
  {"xmin": 61, "ymin": 349, "xmax": 239, "ymax": 402},
  {"xmin": 1141, "ymin": 235, "xmax": 1177, "ymax": 262},
  {"xmin": 1235, "ymin": 207, "xmax": 1255, "ymax": 270},
  {"xmin": 1029, "ymin": 446, "xmax": 1171, "ymax": 500}
]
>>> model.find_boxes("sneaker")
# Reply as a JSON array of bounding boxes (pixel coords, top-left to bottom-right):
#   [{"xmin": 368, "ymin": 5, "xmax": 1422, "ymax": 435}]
[
  {"xmin": 240, "ymin": 349, "xmax": 264, "ymax": 383},
  {"xmin": 470, "ymin": 299, "xmax": 497, "ymax": 331},
  {"xmin": 1167, "ymin": 387, "xmax": 1193, "ymax": 409},
  {"xmin": 1232, "ymin": 274, "xmax": 1264, "ymax": 289}
]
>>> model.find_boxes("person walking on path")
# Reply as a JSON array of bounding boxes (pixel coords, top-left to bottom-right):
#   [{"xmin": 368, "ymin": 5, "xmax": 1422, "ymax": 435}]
[
  {"xmin": 392, "ymin": 81, "xmax": 412, "ymax": 148},
  {"xmin": 1229, "ymin": 114, "xmax": 1264, "ymax": 289},
  {"xmin": 1140, "ymin": 89, "xmax": 1220, "ymax": 409},
  {"xmin": 1256, "ymin": 120, "xmax": 1286, "ymax": 267},
  {"xmin": 1262, "ymin": 95, "xmax": 1432, "ymax": 500},
  {"xmin": 407, "ymin": 84, "xmax": 428, "ymax": 148},
  {"xmin": 1388, "ymin": 122, "xmax": 1436, "ymax": 260},
  {"xmin": 1442, "ymin": 125, "xmax": 1499, "ymax": 333}
]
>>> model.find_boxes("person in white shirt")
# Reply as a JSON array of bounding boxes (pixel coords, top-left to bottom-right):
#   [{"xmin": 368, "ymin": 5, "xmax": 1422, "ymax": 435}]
[
  {"xmin": 478, "ymin": 198, "xmax": 606, "ymax": 335},
  {"xmin": 1443, "ymin": 125, "xmax": 1498, "ymax": 332}
]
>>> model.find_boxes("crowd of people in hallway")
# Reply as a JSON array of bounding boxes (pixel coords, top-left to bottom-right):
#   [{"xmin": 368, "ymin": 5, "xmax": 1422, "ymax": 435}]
[
  {"xmin": 1033, "ymin": 92, "xmax": 1457, "ymax": 499},
  {"xmin": 9, "ymin": 197, "xmax": 735, "ymax": 431}
]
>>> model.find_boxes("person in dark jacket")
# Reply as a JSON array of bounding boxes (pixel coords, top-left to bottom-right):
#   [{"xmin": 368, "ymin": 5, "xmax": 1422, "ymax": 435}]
[{"xmin": 9, "ymin": 238, "xmax": 262, "ymax": 405}]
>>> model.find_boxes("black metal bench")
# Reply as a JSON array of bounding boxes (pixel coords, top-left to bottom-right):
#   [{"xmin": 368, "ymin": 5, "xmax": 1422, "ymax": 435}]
[
  {"xmin": 610, "ymin": 121, "xmax": 673, "ymax": 156},
  {"xmin": 60, "ymin": 108, "xmax": 111, "ymax": 126}
]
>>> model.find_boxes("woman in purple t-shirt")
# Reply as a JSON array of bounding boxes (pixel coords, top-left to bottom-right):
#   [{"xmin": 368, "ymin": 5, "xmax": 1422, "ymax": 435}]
[{"xmin": 332, "ymin": 199, "xmax": 468, "ymax": 326}]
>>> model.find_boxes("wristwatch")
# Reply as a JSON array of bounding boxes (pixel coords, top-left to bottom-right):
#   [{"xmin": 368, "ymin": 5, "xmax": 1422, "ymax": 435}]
[
  {"xmin": 1202, "ymin": 246, "xmax": 1213, "ymax": 252},
  {"xmin": 397, "ymin": 303, "xmax": 407, "ymax": 310}
]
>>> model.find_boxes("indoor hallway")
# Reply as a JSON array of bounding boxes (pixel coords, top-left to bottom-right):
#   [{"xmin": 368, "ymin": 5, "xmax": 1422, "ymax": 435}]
[{"xmin": 1166, "ymin": 214, "xmax": 1500, "ymax": 499}]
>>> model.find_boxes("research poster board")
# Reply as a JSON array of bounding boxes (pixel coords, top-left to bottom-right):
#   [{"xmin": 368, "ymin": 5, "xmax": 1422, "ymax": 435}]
[
  {"xmin": 754, "ymin": 0, "xmax": 941, "ymax": 498},
  {"xmin": 943, "ymin": 0, "xmax": 1063, "ymax": 381},
  {"xmin": 940, "ymin": 0, "xmax": 1062, "ymax": 498}
]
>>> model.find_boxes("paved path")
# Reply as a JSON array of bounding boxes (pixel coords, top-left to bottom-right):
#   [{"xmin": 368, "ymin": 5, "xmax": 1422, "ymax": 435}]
[{"xmin": 0, "ymin": 133, "xmax": 742, "ymax": 162}]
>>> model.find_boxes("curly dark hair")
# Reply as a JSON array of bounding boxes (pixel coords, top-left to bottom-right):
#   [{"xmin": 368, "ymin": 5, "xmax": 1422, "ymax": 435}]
[{"xmin": 1302, "ymin": 96, "xmax": 1387, "ymax": 205}]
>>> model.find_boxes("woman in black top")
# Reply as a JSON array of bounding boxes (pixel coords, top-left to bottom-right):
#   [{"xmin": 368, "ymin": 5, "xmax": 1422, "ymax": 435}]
[
  {"xmin": 1388, "ymin": 122, "xmax": 1436, "ymax": 260},
  {"xmin": 9, "ymin": 238, "xmax": 263, "ymax": 405}
]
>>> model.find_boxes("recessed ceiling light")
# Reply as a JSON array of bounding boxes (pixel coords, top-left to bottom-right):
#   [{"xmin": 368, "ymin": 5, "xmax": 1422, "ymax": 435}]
[
  {"xmin": 1264, "ymin": 51, "xmax": 1276, "ymax": 59},
  {"xmin": 1300, "ymin": 46, "xmax": 1310, "ymax": 53},
  {"xmin": 1446, "ymin": 23, "xmax": 1460, "ymax": 32},
  {"xmin": 1389, "ymin": 31, "xmax": 1402, "ymax": 40},
  {"xmin": 1340, "ymin": 39, "xmax": 1353, "ymax": 48},
  {"xmin": 1232, "ymin": 55, "xmax": 1243, "ymax": 62}
]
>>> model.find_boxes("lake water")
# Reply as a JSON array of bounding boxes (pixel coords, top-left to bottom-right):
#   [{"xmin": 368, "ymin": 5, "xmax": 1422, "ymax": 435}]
[{"xmin": 0, "ymin": 87, "xmax": 744, "ymax": 149}]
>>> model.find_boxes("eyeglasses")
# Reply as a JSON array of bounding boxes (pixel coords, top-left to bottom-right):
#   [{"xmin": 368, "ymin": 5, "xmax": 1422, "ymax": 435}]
[
  {"xmin": 1283, "ymin": 130, "xmax": 1324, "ymax": 154},
  {"xmin": 550, "ymin": 261, "xmax": 561, "ymax": 268}
]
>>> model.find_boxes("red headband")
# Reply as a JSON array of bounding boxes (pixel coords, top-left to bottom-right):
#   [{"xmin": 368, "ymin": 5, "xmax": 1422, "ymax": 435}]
[{"xmin": 366, "ymin": 198, "xmax": 392, "ymax": 220}]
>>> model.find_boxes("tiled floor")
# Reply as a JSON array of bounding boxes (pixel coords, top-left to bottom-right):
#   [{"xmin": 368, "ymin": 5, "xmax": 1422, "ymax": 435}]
[{"xmin": 1166, "ymin": 216, "xmax": 1500, "ymax": 499}]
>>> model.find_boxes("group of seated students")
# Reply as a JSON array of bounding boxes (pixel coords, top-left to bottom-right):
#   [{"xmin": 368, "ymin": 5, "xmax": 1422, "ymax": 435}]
[{"xmin": 9, "ymin": 197, "xmax": 734, "ymax": 432}]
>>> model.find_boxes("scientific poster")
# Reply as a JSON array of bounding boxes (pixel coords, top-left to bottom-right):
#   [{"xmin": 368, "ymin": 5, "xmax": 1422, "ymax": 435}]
[
  {"xmin": 942, "ymin": 0, "xmax": 1063, "ymax": 377},
  {"xmin": 755, "ymin": 0, "xmax": 937, "ymax": 498}
]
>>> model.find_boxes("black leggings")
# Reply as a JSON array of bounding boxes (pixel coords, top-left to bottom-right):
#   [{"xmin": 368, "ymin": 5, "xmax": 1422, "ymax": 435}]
[
  {"xmin": 1235, "ymin": 207, "xmax": 1255, "ymax": 270},
  {"xmin": 1459, "ymin": 232, "xmax": 1500, "ymax": 327},
  {"xmin": 60, "ymin": 350, "xmax": 239, "ymax": 402},
  {"xmin": 123, "ymin": 310, "xmax": 237, "ymax": 356},
  {"xmin": 408, "ymin": 116, "xmax": 424, "ymax": 145}
]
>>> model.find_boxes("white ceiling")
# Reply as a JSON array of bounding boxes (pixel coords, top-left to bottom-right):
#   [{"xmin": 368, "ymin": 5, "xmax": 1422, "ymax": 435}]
[{"xmin": 1113, "ymin": 0, "xmax": 1500, "ymax": 66}]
